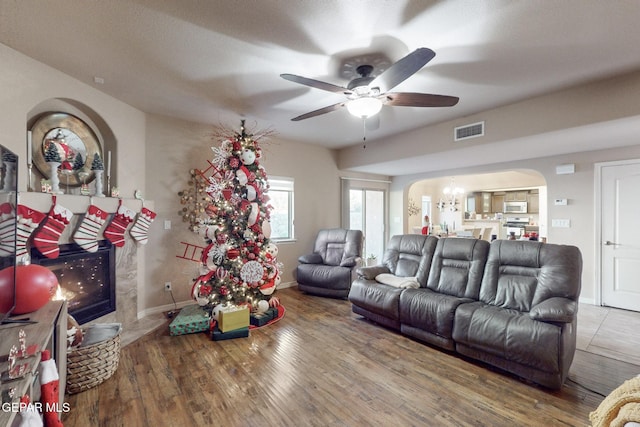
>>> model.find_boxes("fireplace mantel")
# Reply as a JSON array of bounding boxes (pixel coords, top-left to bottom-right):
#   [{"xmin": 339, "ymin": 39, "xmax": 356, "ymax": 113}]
[{"xmin": 20, "ymin": 192, "xmax": 156, "ymax": 346}]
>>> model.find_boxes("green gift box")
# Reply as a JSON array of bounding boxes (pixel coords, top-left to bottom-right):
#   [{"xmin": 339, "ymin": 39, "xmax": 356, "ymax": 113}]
[
  {"xmin": 211, "ymin": 325, "xmax": 249, "ymax": 341},
  {"xmin": 169, "ymin": 304, "xmax": 210, "ymax": 336}
]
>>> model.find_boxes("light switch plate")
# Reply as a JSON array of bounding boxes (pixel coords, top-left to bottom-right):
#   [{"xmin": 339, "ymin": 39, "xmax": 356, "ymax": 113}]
[{"xmin": 551, "ymin": 219, "xmax": 571, "ymax": 228}]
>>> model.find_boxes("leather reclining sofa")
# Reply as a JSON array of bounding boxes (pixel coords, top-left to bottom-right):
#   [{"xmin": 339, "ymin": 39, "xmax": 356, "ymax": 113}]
[{"xmin": 348, "ymin": 234, "xmax": 583, "ymax": 389}]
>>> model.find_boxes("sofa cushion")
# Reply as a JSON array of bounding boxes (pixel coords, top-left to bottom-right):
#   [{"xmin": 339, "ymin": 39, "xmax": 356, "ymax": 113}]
[
  {"xmin": 398, "ymin": 238, "xmax": 489, "ymax": 349},
  {"xmin": 426, "ymin": 238, "xmax": 489, "ymax": 298},
  {"xmin": 382, "ymin": 235, "xmax": 438, "ymax": 286},
  {"xmin": 297, "ymin": 264, "xmax": 354, "ymax": 291},
  {"xmin": 348, "ymin": 280, "xmax": 404, "ymax": 321},
  {"xmin": 312, "ymin": 229, "xmax": 363, "ymax": 266},
  {"xmin": 478, "ymin": 240, "xmax": 582, "ymax": 312},
  {"xmin": 453, "ymin": 302, "xmax": 562, "ymax": 374},
  {"xmin": 399, "ymin": 288, "xmax": 472, "ymax": 347}
]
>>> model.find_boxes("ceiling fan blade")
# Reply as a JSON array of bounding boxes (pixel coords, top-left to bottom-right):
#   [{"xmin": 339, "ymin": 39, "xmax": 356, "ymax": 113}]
[
  {"xmin": 382, "ymin": 92, "xmax": 459, "ymax": 107},
  {"xmin": 370, "ymin": 48, "xmax": 436, "ymax": 92},
  {"xmin": 280, "ymin": 73, "xmax": 350, "ymax": 94},
  {"xmin": 291, "ymin": 102, "xmax": 346, "ymax": 121}
]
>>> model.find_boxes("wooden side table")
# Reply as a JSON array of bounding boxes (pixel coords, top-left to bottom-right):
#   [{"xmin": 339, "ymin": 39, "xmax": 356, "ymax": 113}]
[{"xmin": 0, "ymin": 300, "xmax": 67, "ymax": 426}]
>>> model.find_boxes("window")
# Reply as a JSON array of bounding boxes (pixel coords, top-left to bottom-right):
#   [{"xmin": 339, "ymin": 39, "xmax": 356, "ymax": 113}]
[{"xmin": 268, "ymin": 177, "xmax": 294, "ymax": 241}]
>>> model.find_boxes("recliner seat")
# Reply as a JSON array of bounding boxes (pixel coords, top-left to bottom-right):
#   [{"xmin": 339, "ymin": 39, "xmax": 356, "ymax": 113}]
[{"xmin": 296, "ymin": 228, "xmax": 363, "ymax": 298}]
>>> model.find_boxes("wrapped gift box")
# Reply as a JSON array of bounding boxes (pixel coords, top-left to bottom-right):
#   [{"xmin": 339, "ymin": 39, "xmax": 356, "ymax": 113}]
[
  {"xmin": 219, "ymin": 306, "xmax": 249, "ymax": 332},
  {"xmin": 211, "ymin": 325, "xmax": 249, "ymax": 341},
  {"xmin": 250, "ymin": 307, "xmax": 279, "ymax": 327},
  {"xmin": 169, "ymin": 304, "xmax": 210, "ymax": 336}
]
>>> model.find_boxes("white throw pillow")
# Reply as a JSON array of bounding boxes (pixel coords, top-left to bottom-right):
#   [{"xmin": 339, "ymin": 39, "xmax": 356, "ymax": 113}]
[{"xmin": 375, "ymin": 273, "xmax": 419, "ymax": 289}]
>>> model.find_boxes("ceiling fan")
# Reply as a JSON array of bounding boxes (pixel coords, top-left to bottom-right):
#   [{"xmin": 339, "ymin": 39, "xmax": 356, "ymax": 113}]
[{"xmin": 280, "ymin": 47, "xmax": 459, "ymax": 121}]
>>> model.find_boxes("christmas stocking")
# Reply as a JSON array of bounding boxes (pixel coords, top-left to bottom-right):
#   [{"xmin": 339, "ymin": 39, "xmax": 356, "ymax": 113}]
[
  {"xmin": 15, "ymin": 395, "xmax": 43, "ymax": 427},
  {"xmin": 32, "ymin": 199, "xmax": 72, "ymax": 259},
  {"xmin": 16, "ymin": 204, "xmax": 46, "ymax": 261},
  {"xmin": 73, "ymin": 205, "xmax": 108, "ymax": 252},
  {"xmin": 129, "ymin": 207, "xmax": 157, "ymax": 245},
  {"xmin": 38, "ymin": 349, "xmax": 64, "ymax": 427},
  {"xmin": 103, "ymin": 203, "xmax": 135, "ymax": 247},
  {"xmin": 0, "ymin": 202, "xmax": 16, "ymax": 257}
]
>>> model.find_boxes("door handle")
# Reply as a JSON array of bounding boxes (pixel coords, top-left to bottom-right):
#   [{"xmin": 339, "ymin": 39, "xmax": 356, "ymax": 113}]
[{"xmin": 604, "ymin": 240, "xmax": 619, "ymax": 246}]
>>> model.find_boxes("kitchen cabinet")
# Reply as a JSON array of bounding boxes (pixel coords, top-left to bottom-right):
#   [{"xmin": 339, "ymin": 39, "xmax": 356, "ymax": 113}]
[
  {"xmin": 466, "ymin": 193, "xmax": 491, "ymax": 214},
  {"xmin": 480, "ymin": 192, "xmax": 491, "ymax": 213},
  {"xmin": 492, "ymin": 194, "xmax": 505, "ymax": 213},
  {"xmin": 505, "ymin": 191, "xmax": 528, "ymax": 202},
  {"xmin": 527, "ymin": 191, "xmax": 539, "ymax": 213}
]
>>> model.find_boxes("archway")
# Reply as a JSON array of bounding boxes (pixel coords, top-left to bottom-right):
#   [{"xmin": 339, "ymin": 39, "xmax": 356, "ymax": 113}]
[{"xmin": 407, "ymin": 169, "xmax": 547, "ymax": 240}]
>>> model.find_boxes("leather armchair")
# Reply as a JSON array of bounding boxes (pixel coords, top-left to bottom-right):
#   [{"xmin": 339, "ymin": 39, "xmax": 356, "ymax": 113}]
[{"xmin": 296, "ymin": 228, "xmax": 363, "ymax": 298}]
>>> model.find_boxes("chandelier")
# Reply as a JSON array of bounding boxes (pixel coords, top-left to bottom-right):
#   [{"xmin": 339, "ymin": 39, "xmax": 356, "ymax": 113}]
[{"xmin": 438, "ymin": 178, "xmax": 464, "ymax": 212}]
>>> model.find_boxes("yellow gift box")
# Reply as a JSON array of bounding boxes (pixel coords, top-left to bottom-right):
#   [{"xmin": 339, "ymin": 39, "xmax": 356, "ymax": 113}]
[{"xmin": 219, "ymin": 306, "xmax": 250, "ymax": 332}]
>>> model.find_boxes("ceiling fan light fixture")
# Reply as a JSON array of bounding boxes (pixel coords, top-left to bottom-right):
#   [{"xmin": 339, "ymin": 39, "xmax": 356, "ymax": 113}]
[{"xmin": 347, "ymin": 97, "xmax": 383, "ymax": 118}]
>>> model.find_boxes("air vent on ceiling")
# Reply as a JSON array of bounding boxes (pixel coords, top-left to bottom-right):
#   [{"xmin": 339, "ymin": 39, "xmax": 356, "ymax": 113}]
[{"xmin": 454, "ymin": 121, "xmax": 484, "ymax": 141}]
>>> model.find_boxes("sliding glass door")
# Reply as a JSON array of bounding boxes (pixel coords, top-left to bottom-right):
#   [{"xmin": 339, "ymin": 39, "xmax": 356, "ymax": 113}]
[{"xmin": 349, "ymin": 189, "xmax": 385, "ymax": 262}]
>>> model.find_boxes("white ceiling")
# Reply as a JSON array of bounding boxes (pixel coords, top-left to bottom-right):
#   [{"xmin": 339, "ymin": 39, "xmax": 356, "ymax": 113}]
[{"xmin": 2, "ymin": 0, "xmax": 640, "ymax": 163}]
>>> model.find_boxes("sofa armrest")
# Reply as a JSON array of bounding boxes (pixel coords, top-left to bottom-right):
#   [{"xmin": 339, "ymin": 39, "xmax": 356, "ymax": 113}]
[
  {"xmin": 340, "ymin": 256, "xmax": 362, "ymax": 267},
  {"xmin": 298, "ymin": 253, "xmax": 323, "ymax": 264},
  {"xmin": 356, "ymin": 265, "xmax": 390, "ymax": 280},
  {"xmin": 529, "ymin": 297, "xmax": 577, "ymax": 323}
]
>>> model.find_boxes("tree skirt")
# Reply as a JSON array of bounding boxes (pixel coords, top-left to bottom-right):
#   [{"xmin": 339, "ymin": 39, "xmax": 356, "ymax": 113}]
[{"xmin": 249, "ymin": 305, "xmax": 285, "ymax": 330}]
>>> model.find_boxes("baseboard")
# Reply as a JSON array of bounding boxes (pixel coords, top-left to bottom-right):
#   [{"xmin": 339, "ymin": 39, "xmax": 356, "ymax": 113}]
[
  {"xmin": 278, "ymin": 281, "xmax": 297, "ymax": 289},
  {"xmin": 579, "ymin": 296, "xmax": 596, "ymax": 305},
  {"xmin": 137, "ymin": 299, "xmax": 193, "ymax": 319}
]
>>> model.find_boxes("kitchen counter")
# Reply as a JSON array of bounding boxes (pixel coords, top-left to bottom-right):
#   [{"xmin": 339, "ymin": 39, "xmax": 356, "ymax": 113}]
[{"xmin": 462, "ymin": 219, "xmax": 505, "ymax": 240}]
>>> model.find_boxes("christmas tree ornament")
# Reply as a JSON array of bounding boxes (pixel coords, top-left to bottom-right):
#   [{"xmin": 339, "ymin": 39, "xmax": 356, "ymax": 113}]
[
  {"xmin": 103, "ymin": 202, "xmax": 135, "ymax": 247},
  {"xmin": 73, "ymin": 204, "xmax": 108, "ymax": 252},
  {"xmin": 15, "ymin": 204, "xmax": 46, "ymax": 263},
  {"xmin": 129, "ymin": 206, "xmax": 157, "ymax": 245},
  {"xmin": 38, "ymin": 349, "xmax": 64, "ymax": 427},
  {"xmin": 0, "ymin": 202, "xmax": 16, "ymax": 257},
  {"xmin": 32, "ymin": 197, "xmax": 72, "ymax": 258}
]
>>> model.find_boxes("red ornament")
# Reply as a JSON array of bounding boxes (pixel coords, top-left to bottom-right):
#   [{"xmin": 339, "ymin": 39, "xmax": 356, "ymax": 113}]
[
  {"xmin": 0, "ymin": 264, "xmax": 59, "ymax": 315},
  {"xmin": 227, "ymin": 248, "xmax": 240, "ymax": 259}
]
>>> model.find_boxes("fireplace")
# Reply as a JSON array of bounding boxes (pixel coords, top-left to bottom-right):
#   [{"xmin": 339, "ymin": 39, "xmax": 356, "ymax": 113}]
[{"xmin": 30, "ymin": 241, "xmax": 116, "ymax": 324}]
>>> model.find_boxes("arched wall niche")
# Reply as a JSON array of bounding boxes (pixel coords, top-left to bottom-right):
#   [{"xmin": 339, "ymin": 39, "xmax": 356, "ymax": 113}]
[
  {"xmin": 26, "ymin": 98, "xmax": 117, "ymax": 193},
  {"xmin": 405, "ymin": 168, "xmax": 547, "ymax": 237}
]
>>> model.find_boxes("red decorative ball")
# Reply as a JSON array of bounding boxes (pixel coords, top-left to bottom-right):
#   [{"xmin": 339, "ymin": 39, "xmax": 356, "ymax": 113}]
[{"xmin": 0, "ymin": 264, "xmax": 59, "ymax": 315}]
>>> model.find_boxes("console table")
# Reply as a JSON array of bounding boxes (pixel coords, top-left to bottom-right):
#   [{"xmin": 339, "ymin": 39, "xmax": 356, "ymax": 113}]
[{"xmin": 0, "ymin": 300, "xmax": 67, "ymax": 426}]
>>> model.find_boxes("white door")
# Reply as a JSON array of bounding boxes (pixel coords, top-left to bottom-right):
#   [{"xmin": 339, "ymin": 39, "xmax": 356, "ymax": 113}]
[{"xmin": 600, "ymin": 160, "xmax": 640, "ymax": 311}]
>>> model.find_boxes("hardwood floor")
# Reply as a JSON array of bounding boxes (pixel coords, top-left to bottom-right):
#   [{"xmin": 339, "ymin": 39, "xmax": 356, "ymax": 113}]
[{"xmin": 62, "ymin": 288, "xmax": 639, "ymax": 426}]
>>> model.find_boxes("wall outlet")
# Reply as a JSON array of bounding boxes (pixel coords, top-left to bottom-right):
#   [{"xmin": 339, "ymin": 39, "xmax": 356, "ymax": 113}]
[{"xmin": 164, "ymin": 282, "xmax": 172, "ymax": 292}]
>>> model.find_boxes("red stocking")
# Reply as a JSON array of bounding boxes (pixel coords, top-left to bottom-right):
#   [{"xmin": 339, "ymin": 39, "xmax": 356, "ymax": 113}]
[
  {"xmin": 16, "ymin": 204, "xmax": 46, "ymax": 261},
  {"xmin": 38, "ymin": 349, "xmax": 64, "ymax": 427},
  {"xmin": 103, "ymin": 202, "xmax": 135, "ymax": 247},
  {"xmin": 32, "ymin": 197, "xmax": 72, "ymax": 259}
]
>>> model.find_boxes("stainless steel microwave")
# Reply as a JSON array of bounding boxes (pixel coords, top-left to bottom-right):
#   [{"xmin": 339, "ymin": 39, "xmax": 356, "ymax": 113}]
[{"xmin": 503, "ymin": 201, "xmax": 528, "ymax": 214}]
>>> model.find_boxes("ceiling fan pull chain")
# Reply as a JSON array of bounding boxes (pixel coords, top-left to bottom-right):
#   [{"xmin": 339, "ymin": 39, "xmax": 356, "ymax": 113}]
[{"xmin": 362, "ymin": 118, "xmax": 367, "ymax": 149}]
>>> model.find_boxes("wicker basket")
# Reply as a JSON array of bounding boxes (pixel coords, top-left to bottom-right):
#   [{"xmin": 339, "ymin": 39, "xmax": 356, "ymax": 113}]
[{"xmin": 66, "ymin": 323, "xmax": 122, "ymax": 394}]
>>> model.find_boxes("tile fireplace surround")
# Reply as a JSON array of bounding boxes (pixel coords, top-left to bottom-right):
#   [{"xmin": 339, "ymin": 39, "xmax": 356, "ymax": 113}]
[{"xmin": 20, "ymin": 193, "xmax": 161, "ymax": 346}]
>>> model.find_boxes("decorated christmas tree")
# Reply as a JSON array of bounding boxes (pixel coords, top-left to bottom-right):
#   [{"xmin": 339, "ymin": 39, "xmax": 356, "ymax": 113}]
[{"xmin": 182, "ymin": 121, "xmax": 281, "ymax": 312}]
